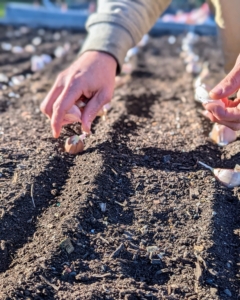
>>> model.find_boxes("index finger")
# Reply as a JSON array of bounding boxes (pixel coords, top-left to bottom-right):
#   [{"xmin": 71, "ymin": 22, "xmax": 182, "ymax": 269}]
[
  {"xmin": 40, "ymin": 75, "xmax": 64, "ymax": 118},
  {"xmin": 51, "ymin": 84, "xmax": 83, "ymax": 138}
]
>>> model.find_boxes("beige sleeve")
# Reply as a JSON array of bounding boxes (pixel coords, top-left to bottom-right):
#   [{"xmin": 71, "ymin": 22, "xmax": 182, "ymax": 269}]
[
  {"xmin": 209, "ymin": 0, "xmax": 240, "ymax": 73},
  {"xmin": 80, "ymin": 0, "xmax": 171, "ymax": 73}
]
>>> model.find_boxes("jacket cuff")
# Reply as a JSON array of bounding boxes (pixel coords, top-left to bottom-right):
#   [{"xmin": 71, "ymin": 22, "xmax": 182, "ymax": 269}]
[{"xmin": 79, "ymin": 23, "xmax": 133, "ymax": 74}]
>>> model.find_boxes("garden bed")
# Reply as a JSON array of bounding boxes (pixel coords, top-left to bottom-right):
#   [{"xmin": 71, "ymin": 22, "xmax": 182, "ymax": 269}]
[{"xmin": 0, "ymin": 26, "xmax": 240, "ymax": 299}]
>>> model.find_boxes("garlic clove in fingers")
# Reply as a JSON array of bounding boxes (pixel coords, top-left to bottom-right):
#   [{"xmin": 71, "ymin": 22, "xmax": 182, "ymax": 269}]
[
  {"xmin": 76, "ymin": 99, "xmax": 86, "ymax": 109},
  {"xmin": 62, "ymin": 105, "xmax": 81, "ymax": 126},
  {"xmin": 195, "ymin": 85, "xmax": 225, "ymax": 106},
  {"xmin": 64, "ymin": 134, "xmax": 85, "ymax": 154},
  {"xmin": 198, "ymin": 161, "xmax": 240, "ymax": 188},
  {"xmin": 209, "ymin": 123, "xmax": 237, "ymax": 146}
]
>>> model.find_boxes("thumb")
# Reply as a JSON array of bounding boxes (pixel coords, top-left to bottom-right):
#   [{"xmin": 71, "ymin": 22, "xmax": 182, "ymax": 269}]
[
  {"xmin": 81, "ymin": 90, "xmax": 111, "ymax": 133},
  {"xmin": 210, "ymin": 54, "xmax": 240, "ymax": 99}
]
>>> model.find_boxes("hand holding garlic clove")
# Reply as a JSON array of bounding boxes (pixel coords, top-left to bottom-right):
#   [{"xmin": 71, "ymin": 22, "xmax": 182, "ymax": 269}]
[
  {"xmin": 198, "ymin": 161, "xmax": 240, "ymax": 188},
  {"xmin": 195, "ymin": 85, "xmax": 225, "ymax": 106}
]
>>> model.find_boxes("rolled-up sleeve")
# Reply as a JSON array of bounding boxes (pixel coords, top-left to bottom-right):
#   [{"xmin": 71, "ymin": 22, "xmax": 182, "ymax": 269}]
[{"xmin": 80, "ymin": 0, "xmax": 171, "ymax": 73}]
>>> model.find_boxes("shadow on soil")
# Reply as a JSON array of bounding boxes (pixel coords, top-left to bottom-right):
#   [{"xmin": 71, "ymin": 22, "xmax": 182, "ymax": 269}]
[{"xmin": 0, "ymin": 143, "xmax": 74, "ymax": 273}]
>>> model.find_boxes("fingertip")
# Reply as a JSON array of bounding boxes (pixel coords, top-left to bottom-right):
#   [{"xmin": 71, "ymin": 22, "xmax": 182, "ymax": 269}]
[
  {"xmin": 81, "ymin": 120, "xmax": 91, "ymax": 134},
  {"xmin": 52, "ymin": 127, "xmax": 60, "ymax": 138},
  {"xmin": 209, "ymin": 89, "xmax": 222, "ymax": 100},
  {"xmin": 51, "ymin": 118, "xmax": 61, "ymax": 138}
]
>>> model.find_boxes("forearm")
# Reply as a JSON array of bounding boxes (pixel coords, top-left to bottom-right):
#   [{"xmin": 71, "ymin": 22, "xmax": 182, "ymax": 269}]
[{"xmin": 80, "ymin": 0, "xmax": 171, "ymax": 73}]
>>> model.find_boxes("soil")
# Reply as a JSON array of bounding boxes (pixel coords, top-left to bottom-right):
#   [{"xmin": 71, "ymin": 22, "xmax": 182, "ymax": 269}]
[{"xmin": 0, "ymin": 25, "xmax": 240, "ymax": 300}]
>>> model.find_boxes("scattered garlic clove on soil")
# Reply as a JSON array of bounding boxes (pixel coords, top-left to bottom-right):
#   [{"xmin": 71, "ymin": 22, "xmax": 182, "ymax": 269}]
[
  {"xmin": 65, "ymin": 135, "xmax": 84, "ymax": 154},
  {"xmin": 198, "ymin": 161, "xmax": 240, "ymax": 188},
  {"xmin": 62, "ymin": 105, "xmax": 81, "ymax": 126},
  {"xmin": 209, "ymin": 123, "xmax": 237, "ymax": 146}
]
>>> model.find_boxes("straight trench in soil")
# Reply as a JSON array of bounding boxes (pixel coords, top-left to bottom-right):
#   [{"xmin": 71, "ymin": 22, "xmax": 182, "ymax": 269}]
[{"xmin": 0, "ymin": 26, "xmax": 240, "ymax": 300}]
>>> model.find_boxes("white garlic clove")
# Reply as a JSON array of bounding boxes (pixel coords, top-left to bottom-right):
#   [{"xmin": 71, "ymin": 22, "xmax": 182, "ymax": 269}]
[
  {"xmin": 65, "ymin": 135, "xmax": 84, "ymax": 154},
  {"xmin": 62, "ymin": 105, "xmax": 81, "ymax": 126},
  {"xmin": 209, "ymin": 124, "xmax": 237, "ymax": 146},
  {"xmin": 198, "ymin": 161, "xmax": 240, "ymax": 188},
  {"xmin": 195, "ymin": 85, "xmax": 225, "ymax": 106},
  {"xmin": 76, "ymin": 99, "xmax": 86, "ymax": 109},
  {"xmin": 213, "ymin": 168, "xmax": 240, "ymax": 188}
]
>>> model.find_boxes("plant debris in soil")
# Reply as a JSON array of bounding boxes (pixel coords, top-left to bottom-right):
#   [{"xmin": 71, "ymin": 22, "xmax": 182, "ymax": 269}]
[{"xmin": 0, "ymin": 26, "xmax": 240, "ymax": 300}]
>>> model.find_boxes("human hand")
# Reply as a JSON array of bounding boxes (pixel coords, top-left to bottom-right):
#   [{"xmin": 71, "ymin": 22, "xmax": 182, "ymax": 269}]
[
  {"xmin": 40, "ymin": 51, "xmax": 117, "ymax": 138},
  {"xmin": 203, "ymin": 54, "xmax": 240, "ymax": 130}
]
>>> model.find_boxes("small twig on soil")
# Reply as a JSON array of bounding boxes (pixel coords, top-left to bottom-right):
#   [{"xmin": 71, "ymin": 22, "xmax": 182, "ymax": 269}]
[
  {"xmin": 110, "ymin": 243, "xmax": 125, "ymax": 258},
  {"xmin": 99, "ymin": 236, "xmax": 110, "ymax": 245},
  {"xmin": 31, "ymin": 184, "xmax": 36, "ymax": 208},
  {"xmin": 39, "ymin": 275, "xmax": 59, "ymax": 291},
  {"xmin": 115, "ymin": 201, "xmax": 125, "ymax": 207},
  {"xmin": 92, "ymin": 272, "xmax": 112, "ymax": 278}
]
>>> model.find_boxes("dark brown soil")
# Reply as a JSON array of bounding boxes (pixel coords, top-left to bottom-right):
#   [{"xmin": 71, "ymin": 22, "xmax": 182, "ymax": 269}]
[{"xmin": 0, "ymin": 26, "xmax": 240, "ymax": 300}]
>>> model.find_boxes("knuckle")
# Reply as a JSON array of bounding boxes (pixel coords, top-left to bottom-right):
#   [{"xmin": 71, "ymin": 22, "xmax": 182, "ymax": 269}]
[
  {"xmin": 56, "ymin": 72, "xmax": 66, "ymax": 83},
  {"xmin": 52, "ymin": 102, "xmax": 62, "ymax": 114}
]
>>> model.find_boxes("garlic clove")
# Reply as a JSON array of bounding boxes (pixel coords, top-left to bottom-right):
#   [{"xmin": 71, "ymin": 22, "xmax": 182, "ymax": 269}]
[
  {"xmin": 195, "ymin": 85, "xmax": 225, "ymax": 106},
  {"xmin": 198, "ymin": 161, "xmax": 240, "ymax": 188},
  {"xmin": 64, "ymin": 135, "xmax": 84, "ymax": 154},
  {"xmin": 209, "ymin": 124, "xmax": 237, "ymax": 146},
  {"xmin": 213, "ymin": 168, "xmax": 240, "ymax": 188},
  {"xmin": 76, "ymin": 99, "xmax": 86, "ymax": 109},
  {"xmin": 62, "ymin": 105, "xmax": 81, "ymax": 126}
]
